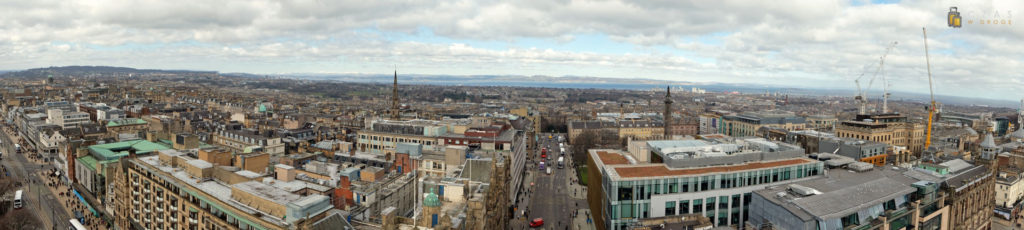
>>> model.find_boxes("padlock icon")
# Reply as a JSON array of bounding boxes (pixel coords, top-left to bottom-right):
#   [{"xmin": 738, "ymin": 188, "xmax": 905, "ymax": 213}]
[{"xmin": 948, "ymin": 7, "xmax": 962, "ymax": 28}]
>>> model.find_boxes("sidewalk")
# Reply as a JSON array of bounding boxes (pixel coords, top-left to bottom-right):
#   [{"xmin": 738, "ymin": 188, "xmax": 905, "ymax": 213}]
[
  {"xmin": 572, "ymin": 209, "xmax": 597, "ymax": 230},
  {"xmin": 40, "ymin": 170, "xmax": 75, "ymax": 220},
  {"xmin": 563, "ymin": 144, "xmax": 594, "ymax": 230},
  {"xmin": 512, "ymin": 162, "xmax": 538, "ymax": 229}
]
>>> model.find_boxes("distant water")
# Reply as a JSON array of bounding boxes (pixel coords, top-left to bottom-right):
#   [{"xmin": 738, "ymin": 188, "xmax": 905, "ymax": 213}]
[
  {"xmin": 403, "ymin": 80, "xmax": 783, "ymax": 93},
  {"xmin": 322, "ymin": 75, "xmax": 1016, "ymax": 107},
  {"xmin": 434, "ymin": 81, "xmax": 663, "ymax": 90}
]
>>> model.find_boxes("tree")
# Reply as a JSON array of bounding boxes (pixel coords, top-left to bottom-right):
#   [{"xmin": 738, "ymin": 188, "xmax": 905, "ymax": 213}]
[
  {"xmin": 571, "ymin": 131, "xmax": 597, "ymax": 166},
  {"xmin": 0, "ymin": 178, "xmax": 17, "ymax": 198},
  {"xmin": 540, "ymin": 115, "xmax": 567, "ymax": 133},
  {"xmin": 571, "ymin": 130, "xmax": 623, "ymax": 167},
  {"xmin": 0, "ymin": 209, "xmax": 42, "ymax": 230}
]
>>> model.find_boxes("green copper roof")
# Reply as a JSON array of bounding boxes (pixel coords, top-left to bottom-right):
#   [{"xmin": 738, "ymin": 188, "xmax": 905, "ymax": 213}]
[
  {"xmin": 423, "ymin": 188, "xmax": 441, "ymax": 207},
  {"xmin": 258, "ymin": 104, "xmax": 267, "ymax": 112},
  {"xmin": 87, "ymin": 140, "xmax": 170, "ymax": 160},
  {"xmin": 107, "ymin": 118, "xmax": 148, "ymax": 127},
  {"xmin": 77, "ymin": 155, "xmax": 99, "ymax": 171}
]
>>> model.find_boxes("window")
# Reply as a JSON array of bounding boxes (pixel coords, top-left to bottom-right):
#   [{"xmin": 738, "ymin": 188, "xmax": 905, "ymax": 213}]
[
  {"xmin": 665, "ymin": 201, "xmax": 676, "ymax": 216},
  {"xmin": 620, "ymin": 204, "xmax": 634, "ymax": 219},
  {"xmin": 732, "ymin": 195, "xmax": 741, "ymax": 208},
  {"xmin": 618, "ymin": 183, "xmax": 634, "ymax": 201},
  {"xmin": 679, "ymin": 201, "xmax": 690, "ymax": 214},
  {"xmin": 693, "ymin": 199, "xmax": 703, "ymax": 213},
  {"xmin": 706, "ymin": 198, "xmax": 715, "ymax": 212},
  {"xmin": 719, "ymin": 196, "xmax": 729, "ymax": 210},
  {"xmin": 841, "ymin": 213, "xmax": 860, "ymax": 227}
]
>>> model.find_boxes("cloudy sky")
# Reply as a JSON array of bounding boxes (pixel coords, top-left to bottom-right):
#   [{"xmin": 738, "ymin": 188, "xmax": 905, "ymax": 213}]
[{"xmin": 1, "ymin": 0, "xmax": 1021, "ymax": 100}]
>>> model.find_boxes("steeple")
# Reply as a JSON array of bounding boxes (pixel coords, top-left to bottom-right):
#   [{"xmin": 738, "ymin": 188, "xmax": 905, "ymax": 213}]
[
  {"xmin": 391, "ymin": 70, "xmax": 400, "ymax": 119},
  {"xmin": 663, "ymin": 86, "xmax": 673, "ymax": 138},
  {"xmin": 980, "ymin": 132, "xmax": 997, "ymax": 161}
]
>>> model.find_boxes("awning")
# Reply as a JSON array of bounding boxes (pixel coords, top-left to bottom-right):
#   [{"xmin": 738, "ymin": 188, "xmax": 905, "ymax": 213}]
[{"xmin": 73, "ymin": 189, "xmax": 99, "ymax": 217}]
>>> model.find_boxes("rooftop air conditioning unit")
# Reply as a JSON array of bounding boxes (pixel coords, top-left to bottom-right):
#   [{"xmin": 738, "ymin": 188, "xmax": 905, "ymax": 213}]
[{"xmin": 788, "ymin": 184, "xmax": 822, "ymax": 196}]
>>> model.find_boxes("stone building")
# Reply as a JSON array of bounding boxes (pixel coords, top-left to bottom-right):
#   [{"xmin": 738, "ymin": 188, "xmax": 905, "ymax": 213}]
[
  {"xmin": 722, "ymin": 110, "xmax": 805, "ymax": 137},
  {"xmin": 112, "ymin": 149, "xmax": 335, "ymax": 230},
  {"xmin": 835, "ymin": 113, "xmax": 925, "ymax": 154}
]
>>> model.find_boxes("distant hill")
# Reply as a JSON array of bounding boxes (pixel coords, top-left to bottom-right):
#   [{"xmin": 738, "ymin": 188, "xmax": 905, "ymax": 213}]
[
  {"xmin": 0, "ymin": 66, "xmax": 217, "ymax": 78},
  {"xmin": 3, "ymin": 66, "xmax": 1016, "ymax": 108},
  {"xmin": 275, "ymin": 73, "xmax": 1017, "ymax": 108}
]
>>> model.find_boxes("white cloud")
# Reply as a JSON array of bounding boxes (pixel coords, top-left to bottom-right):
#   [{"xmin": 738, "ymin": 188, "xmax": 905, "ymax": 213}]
[{"xmin": 0, "ymin": 0, "xmax": 1021, "ymax": 100}]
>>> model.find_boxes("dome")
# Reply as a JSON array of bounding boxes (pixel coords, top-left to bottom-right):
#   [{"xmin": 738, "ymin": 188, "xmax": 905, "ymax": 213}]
[
  {"xmin": 1011, "ymin": 128, "xmax": 1024, "ymax": 139},
  {"xmin": 423, "ymin": 188, "xmax": 441, "ymax": 207},
  {"xmin": 981, "ymin": 133, "xmax": 997, "ymax": 148}
]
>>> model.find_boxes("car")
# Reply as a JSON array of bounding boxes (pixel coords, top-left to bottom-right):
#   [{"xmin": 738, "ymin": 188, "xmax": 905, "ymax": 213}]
[{"xmin": 529, "ymin": 218, "xmax": 544, "ymax": 227}]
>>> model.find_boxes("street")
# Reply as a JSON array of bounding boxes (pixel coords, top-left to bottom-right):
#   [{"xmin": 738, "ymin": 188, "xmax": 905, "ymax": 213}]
[
  {"xmin": 0, "ymin": 124, "xmax": 72, "ymax": 230},
  {"xmin": 514, "ymin": 133, "xmax": 594, "ymax": 230}
]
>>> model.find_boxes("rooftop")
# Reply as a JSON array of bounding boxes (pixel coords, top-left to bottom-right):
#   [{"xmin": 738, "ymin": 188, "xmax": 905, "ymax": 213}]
[
  {"xmin": 649, "ymin": 137, "xmax": 805, "ymax": 169},
  {"xmin": 88, "ymin": 140, "xmax": 171, "ymax": 160},
  {"xmin": 233, "ymin": 181, "xmax": 304, "ymax": 205},
  {"xmin": 612, "ymin": 158, "xmax": 814, "ymax": 179},
  {"xmin": 594, "ymin": 150, "xmax": 632, "ymax": 165},
  {"xmin": 754, "ymin": 166, "xmax": 919, "ymax": 221},
  {"xmin": 107, "ymin": 118, "xmax": 148, "ymax": 127}
]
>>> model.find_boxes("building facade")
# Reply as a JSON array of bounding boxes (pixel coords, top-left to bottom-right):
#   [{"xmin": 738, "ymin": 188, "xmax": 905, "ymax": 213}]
[
  {"xmin": 806, "ymin": 114, "xmax": 838, "ymax": 131},
  {"xmin": 819, "ymin": 138, "xmax": 889, "ymax": 166},
  {"xmin": 835, "ymin": 113, "xmax": 925, "ymax": 154},
  {"xmin": 722, "ymin": 111, "xmax": 805, "ymax": 137},
  {"xmin": 587, "ymin": 138, "xmax": 825, "ymax": 230},
  {"xmin": 213, "ymin": 129, "xmax": 285, "ymax": 155},
  {"xmin": 114, "ymin": 150, "xmax": 334, "ymax": 230},
  {"xmin": 47, "ymin": 108, "xmax": 91, "ymax": 129},
  {"xmin": 699, "ymin": 113, "xmax": 725, "ymax": 135}
]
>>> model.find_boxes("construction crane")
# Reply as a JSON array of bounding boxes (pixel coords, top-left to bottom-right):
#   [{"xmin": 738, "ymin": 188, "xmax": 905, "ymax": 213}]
[
  {"xmin": 854, "ymin": 41, "xmax": 898, "ymax": 115},
  {"xmin": 922, "ymin": 27, "xmax": 937, "ymax": 151},
  {"xmin": 880, "ymin": 41, "xmax": 898, "ymax": 113}
]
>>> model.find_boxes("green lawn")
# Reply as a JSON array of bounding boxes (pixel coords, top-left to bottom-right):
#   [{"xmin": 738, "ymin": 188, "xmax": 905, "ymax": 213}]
[{"xmin": 576, "ymin": 165, "xmax": 589, "ymax": 186}]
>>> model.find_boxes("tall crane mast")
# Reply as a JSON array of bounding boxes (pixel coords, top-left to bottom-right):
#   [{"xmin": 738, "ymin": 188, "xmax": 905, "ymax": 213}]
[
  {"xmin": 854, "ymin": 41, "xmax": 897, "ymax": 115},
  {"xmin": 879, "ymin": 41, "xmax": 898, "ymax": 113},
  {"xmin": 922, "ymin": 28, "xmax": 937, "ymax": 151}
]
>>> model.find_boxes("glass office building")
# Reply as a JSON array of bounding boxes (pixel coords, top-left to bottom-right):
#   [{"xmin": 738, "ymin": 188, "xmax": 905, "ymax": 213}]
[{"xmin": 588, "ymin": 138, "xmax": 824, "ymax": 230}]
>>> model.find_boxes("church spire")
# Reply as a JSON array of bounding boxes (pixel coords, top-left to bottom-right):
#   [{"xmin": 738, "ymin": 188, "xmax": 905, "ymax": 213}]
[
  {"xmin": 664, "ymin": 86, "xmax": 673, "ymax": 138},
  {"xmin": 391, "ymin": 69, "xmax": 400, "ymax": 119}
]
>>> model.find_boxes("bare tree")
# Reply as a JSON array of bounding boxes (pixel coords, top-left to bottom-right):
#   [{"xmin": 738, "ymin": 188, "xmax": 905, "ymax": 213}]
[
  {"xmin": 0, "ymin": 209, "xmax": 43, "ymax": 230},
  {"xmin": 571, "ymin": 131, "xmax": 597, "ymax": 165},
  {"xmin": 571, "ymin": 130, "xmax": 623, "ymax": 166},
  {"xmin": 0, "ymin": 178, "xmax": 17, "ymax": 197}
]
